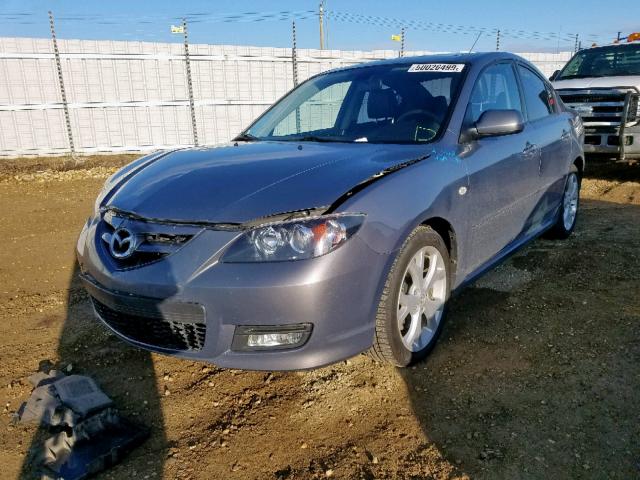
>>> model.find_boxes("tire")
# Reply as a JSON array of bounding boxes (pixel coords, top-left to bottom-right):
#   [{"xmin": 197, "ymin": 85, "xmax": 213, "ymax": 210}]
[
  {"xmin": 545, "ymin": 164, "xmax": 581, "ymax": 240},
  {"xmin": 369, "ymin": 226, "xmax": 451, "ymax": 367}
]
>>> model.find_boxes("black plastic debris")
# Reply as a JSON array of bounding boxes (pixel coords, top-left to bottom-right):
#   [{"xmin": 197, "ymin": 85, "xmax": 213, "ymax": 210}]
[
  {"xmin": 29, "ymin": 369, "xmax": 66, "ymax": 388},
  {"xmin": 16, "ymin": 368, "xmax": 149, "ymax": 480},
  {"xmin": 53, "ymin": 375, "xmax": 113, "ymax": 417},
  {"xmin": 41, "ymin": 409, "xmax": 149, "ymax": 480},
  {"xmin": 16, "ymin": 383, "xmax": 64, "ymax": 426}
]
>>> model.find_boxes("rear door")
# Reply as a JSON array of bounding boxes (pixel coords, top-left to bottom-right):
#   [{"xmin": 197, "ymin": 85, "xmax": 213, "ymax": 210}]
[
  {"xmin": 460, "ymin": 61, "xmax": 541, "ymax": 275},
  {"xmin": 516, "ymin": 64, "xmax": 572, "ymax": 223}
]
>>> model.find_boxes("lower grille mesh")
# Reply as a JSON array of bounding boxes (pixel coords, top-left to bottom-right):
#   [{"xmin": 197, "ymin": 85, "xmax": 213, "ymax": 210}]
[{"xmin": 92, "ymin": 298, "xmax": 206, "ymax": 351}]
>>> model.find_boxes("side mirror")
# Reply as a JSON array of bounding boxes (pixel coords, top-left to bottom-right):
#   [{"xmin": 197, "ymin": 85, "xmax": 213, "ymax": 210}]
[
  {"xmin": 473, "ymin": 110, "xmax": 525, "ymax": 138},
  {"xmin": 549, "ymin": 70, "xmax": 560, "ymax": 81}
]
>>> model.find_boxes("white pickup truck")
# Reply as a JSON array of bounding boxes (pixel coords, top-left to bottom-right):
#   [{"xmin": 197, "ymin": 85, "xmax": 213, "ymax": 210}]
[{"xmin": 551, "ymin": 38, "xmax": 640, "ymax": 161}]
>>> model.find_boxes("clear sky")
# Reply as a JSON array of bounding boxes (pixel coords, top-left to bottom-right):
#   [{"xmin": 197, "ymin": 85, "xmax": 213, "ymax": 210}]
[{"xmin": 1, "ymin": 0, "xmax": 639, "ymax": 53}]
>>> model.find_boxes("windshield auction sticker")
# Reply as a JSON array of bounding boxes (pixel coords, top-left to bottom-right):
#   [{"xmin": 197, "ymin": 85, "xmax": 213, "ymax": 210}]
[{"xmin": 408, "ymin": 63, "xmax": 465, "ymax": 73}]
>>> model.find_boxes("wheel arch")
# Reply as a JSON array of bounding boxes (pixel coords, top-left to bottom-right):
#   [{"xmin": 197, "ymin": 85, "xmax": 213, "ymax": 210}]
[
  {"xmin": 421, "ymin": 216, "xmax": 458, "ymax": 281},
  {"xmin": 573, "ymin": 155, "xmax": 585, "ymax": 176}
]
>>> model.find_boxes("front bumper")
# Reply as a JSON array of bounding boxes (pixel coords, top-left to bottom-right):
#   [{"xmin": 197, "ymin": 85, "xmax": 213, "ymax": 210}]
[
  {"xmin": 582, "ymin": 126, "xmax": 640, "ymax": 159},
  {"xmin": 557, "ymin": 87, "xmax": 640, "ymax": 160},
  {"xmin": 77, "ymin": 215, "xmax": 390, "ymax": 371}
]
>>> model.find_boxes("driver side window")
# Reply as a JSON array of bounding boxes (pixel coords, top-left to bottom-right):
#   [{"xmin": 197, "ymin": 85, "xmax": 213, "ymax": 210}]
[{"xmin": 464, "ymin": 63, "xmax": 523, "ymax": 127}]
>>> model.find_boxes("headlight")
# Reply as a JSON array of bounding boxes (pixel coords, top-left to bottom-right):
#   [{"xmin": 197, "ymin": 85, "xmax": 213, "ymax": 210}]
[
  {"xmin": 572, "ymin": 114, "xmax": 584, "ymax": 136},
  {"xmin": 221, "ymin": 214, "xmax": 365, "ymax": 263}
]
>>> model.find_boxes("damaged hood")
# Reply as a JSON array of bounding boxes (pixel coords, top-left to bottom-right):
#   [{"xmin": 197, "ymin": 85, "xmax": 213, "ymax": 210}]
[{"xmin": 105, "ymin": 141, "xmax": 431, "ymax": 224}]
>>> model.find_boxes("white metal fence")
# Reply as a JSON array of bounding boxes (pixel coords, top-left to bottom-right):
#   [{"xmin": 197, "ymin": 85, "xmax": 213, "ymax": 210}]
[{"xmin": 0, "ymin": 37, "xmax": 572, "ymax": 157}]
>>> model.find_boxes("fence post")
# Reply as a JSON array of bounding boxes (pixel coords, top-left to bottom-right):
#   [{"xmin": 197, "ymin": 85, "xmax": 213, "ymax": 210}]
[
  {"xmin": 292, "ymin": 21, "xmax": 299, "ymax": 87},
  {"xmin": 48, "ymin": 11, "xmax": 75, "ymax": 157},
  {"xmin": 183, "ymin": 18, "xmax": 199, "ymax": 146},
  {"xmin": 574, "ymin": 34, "xmax": 579, "ymax": 53},
  {"xmin": 400, "ymin": 27, "xmax": 405, "ymax": 57},
  {"xmin": 319, "ymin": 1, "xmax": 325, "ymax": 50},
  {"xmin": 292, "ymin": 20, "xmax": 301, "ymax": 133},
  {"xmin": 496, "ymin": 29, "xmax": 501, "ymax": 51}
]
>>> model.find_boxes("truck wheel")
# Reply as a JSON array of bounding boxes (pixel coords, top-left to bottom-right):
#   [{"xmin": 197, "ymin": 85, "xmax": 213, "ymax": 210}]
[
  {"xmin": 369, "ymin": 226, "xmax": 450, "ymax": 367},
  {"xmin": 545, "ymin": 164, "xmax": 581, "ymax": 240}
]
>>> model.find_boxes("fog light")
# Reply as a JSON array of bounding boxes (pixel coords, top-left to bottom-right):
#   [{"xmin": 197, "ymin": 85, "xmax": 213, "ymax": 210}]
[
  {"xmin": 248, "ymin": 331, "xmax": 305, "ymax": 347},
  {"xmin": 232, "ymin": 324, "xmax": 312, "ymax": 351}
]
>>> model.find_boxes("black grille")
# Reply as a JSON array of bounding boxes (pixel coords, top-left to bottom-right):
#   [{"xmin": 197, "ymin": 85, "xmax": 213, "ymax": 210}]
[
  {"xmin": 559, "ymin": 93, "xmax": 627, "ymax": 104},
  {"xmin": 97, "ymin": 210, "xmax": 198, "ymax": 270},
  {"xmin": 92, "ymin": 298, "xmax": 206, "ymax": 351}
]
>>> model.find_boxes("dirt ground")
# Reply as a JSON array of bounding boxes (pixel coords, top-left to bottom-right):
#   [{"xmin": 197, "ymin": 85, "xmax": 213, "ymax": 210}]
[{"xmin": 0, "ymin": 156, "xmax": 638, "ymax": 479}]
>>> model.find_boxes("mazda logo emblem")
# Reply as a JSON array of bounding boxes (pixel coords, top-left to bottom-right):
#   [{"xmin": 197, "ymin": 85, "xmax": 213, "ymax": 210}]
[{"xmin": 109, "ymin": 227, "xmax": 138, "ymax": 259}]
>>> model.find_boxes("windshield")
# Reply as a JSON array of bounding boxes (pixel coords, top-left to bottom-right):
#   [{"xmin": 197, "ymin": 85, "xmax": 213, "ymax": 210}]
[
  {"xmin": 557, "ymin": 44, "xmax": 640, "ymax": 80},
  {"xmin": 243, "ymin": 63, "xmax": 465, "ymax": 144}
]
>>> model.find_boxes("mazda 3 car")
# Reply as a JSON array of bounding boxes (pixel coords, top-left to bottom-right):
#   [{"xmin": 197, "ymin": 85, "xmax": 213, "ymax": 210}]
[{"xmin": 77, "ymin": 52, "xmax": 584, "ymax": 370}]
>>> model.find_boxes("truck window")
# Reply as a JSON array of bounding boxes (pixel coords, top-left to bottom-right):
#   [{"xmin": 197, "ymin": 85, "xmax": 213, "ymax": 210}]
[{"xmin": 556, "ymin": 44, "xmax": 640, "ymax": 79}]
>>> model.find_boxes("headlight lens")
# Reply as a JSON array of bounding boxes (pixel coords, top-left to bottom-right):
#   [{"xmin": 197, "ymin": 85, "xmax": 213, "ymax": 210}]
[
  {"xmin": 222, "ymin": 214, "xmax": 365, "ymax": 263},
  {"xmin": 572, "ymin": 114, "xmax": 584, "ymax": 136}
]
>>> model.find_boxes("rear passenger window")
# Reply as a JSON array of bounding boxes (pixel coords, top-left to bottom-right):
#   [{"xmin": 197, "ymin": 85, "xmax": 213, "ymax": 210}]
[
  {"xmin": 517, "ymin": 65, "xmax": 554, "ymax": 121},
  {"xmin": 465, "ymin": 63, "xmax": 522, "ymax": 126}
]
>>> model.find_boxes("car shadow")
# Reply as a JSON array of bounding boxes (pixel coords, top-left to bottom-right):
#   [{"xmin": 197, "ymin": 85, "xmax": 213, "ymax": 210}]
[
  {"xmin": 19, "ymin": 262, "xmax": 167, "ymax": 479},
  {"xmin": 397, "ymin": 196, "xmax": 640, "ymax": 479}
]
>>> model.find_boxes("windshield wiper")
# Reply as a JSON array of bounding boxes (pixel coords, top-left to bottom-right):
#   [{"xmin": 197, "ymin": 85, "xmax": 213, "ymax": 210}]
[
  {"xmin": 287, "ymin": 135, "xmax": 352, "ymax": 143},
  {"xmin": 232, "ymin": 132, "xmax": 259, "ymax": 142}
]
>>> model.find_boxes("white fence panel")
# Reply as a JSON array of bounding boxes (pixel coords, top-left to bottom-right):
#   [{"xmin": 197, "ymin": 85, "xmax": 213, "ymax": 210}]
[{"xmin": 0, "ymin": 37, "xmax": 573, "ymax": 157}]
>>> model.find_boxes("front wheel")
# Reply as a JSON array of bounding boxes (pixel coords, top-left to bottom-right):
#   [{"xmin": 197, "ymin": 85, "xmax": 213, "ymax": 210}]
[
  {"xmin": 545, "ymin": 164, "xmax": 581, "ymax": 240},
  {"xmin": 369, "ymin": 226, "xmax": 451, "ymax": 367}
]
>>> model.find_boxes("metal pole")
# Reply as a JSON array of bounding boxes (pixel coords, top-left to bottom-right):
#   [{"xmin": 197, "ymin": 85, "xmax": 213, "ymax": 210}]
[
  {"xmin": 325, "ymin": 6, "xmax": 329, "ymax": 49},
  {"xmin": 400, "ymin": 27, "xmax": 405, "ymax": 57},
  {"xmin": 619, "ymin": 91, "xmax": 631, "ymax": 162},
  {"xmin": 292, "ymin": 21, "xmax": 299, "ymax": 87},
  {"xmin": 319, "ymin": 1, "xmax": 325, "ymax": 50},
  {"xmin": 292, "ymin": 21, "xmax": 300, "ymax": 133},
  {"xmin": 48, "ymin": 11, "xmax": 75, "ymax": 156},
  {"xmin": 574, "ymin": 34, "xmax": 579, "ymax": 53},
  {"xmin": 183, "ymin": 18, "xmax": 198, "ymax": 146},
  {"xmin": 496, "ymin": 29, "xmax": 501, "ymax": 51},
  {"xmin": 617, "ymin": 31, "xmax": 622, "ymax": 42}
]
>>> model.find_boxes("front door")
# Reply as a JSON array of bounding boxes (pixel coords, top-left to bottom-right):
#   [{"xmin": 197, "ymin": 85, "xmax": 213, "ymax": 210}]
[{"xmin": 459, "ymin": 61, "xmax": 541, "ymax": 276}]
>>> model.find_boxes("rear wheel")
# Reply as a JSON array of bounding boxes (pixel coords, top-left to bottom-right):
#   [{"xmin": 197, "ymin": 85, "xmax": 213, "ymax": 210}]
[
  {"xmin": 369, "ymin": 226, "xmax": 450, "ymax": 366},
  {"xmin": 545, "ymin": 164, "xmax": 581, "ymax": 240}
]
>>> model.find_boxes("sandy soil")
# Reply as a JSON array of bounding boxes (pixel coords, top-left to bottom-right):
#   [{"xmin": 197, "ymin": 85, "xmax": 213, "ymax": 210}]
[{"xmin": 0, "ymin": 156, "xmax": 638, "ymax": 479}]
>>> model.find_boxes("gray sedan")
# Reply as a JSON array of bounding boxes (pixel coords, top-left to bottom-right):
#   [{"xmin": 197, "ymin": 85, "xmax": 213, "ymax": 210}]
[{"xmin": 77, "ymin": 52, "xmax": 584, "ymax": 370}]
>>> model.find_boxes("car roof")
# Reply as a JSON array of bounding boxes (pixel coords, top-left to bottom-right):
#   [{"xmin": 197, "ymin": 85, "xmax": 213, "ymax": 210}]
[{"xmin": 329, "ymin": 51, "xmax": 526, "ymax": 73}]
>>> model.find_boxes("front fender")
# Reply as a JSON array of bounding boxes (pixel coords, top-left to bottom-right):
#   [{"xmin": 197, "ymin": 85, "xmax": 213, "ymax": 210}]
[{"xmin": 337, "ymin": 148, "xmax": 468, "ymax": 254}]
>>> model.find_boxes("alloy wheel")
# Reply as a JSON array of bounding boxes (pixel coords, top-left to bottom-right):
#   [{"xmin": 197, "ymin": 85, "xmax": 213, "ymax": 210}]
[
  {"xmin": 396, "ymin": 246, "xmax": 447, "ymax": 352},
  {"xmin": 563, "ymin": 172, "xmax": 579, "ymax": 230}
]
